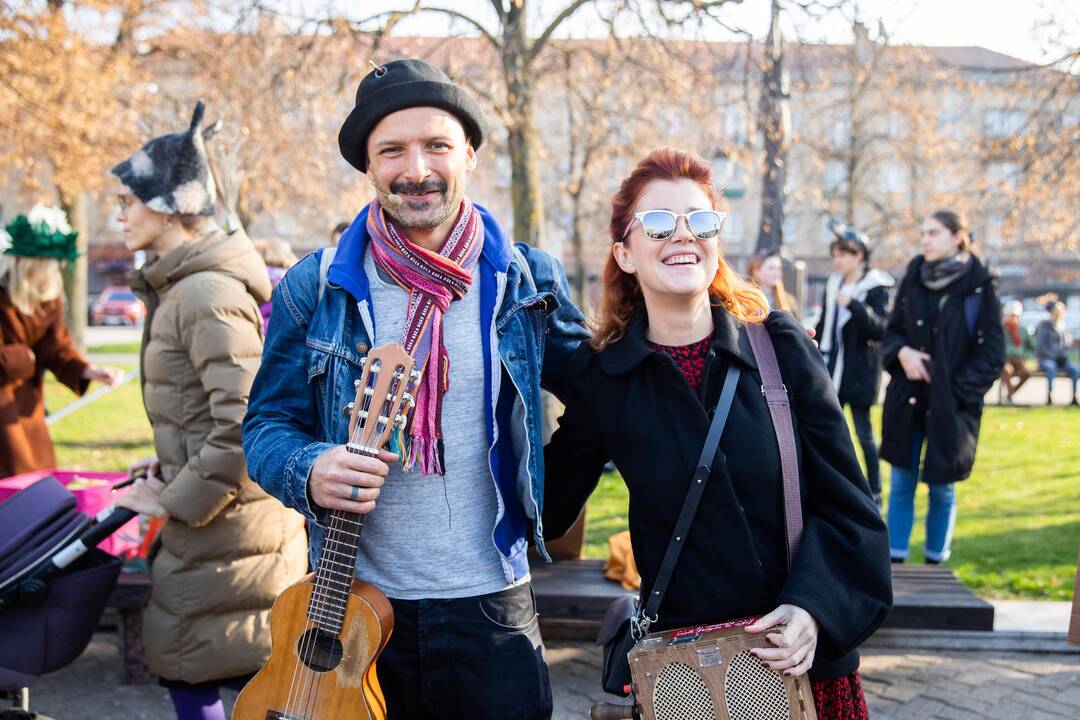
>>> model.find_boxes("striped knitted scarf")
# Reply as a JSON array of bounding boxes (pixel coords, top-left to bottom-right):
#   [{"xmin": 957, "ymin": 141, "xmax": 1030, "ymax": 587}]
[{"xmin": 367, "ymin": 198, "xmax": 484, "ymax": 476}]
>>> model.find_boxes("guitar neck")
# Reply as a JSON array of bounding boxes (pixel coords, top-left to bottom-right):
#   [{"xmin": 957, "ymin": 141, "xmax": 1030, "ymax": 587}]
[{"xmin": 307, "ymin": 447, "xmax": 373, "ymax": 634}]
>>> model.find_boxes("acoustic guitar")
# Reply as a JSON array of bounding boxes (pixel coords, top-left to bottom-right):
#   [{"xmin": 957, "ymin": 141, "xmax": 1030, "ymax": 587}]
[{"xmin": 233, "ymin": 344, "xmax": 418, "ymax": 720}]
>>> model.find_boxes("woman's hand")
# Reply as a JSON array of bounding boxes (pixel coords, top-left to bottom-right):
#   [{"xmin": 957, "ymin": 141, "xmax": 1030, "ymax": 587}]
[
  {"xmin": 746, "ymin": 604, "xmax": 819, "ymax": 677},
  {"xmin": 115, "ymin": 477, "xmax": 167, "ymax": 517},
  {"xmin": 83, "ymin": 365, "xmax": 125, "ymax": 386},
  {"xmin": 897, "ymin": 346, "xmax": 932, "ymax": 383},
  {"xmin": 127, "ymin": 456, "xmax": 160, "ymax": 481}
]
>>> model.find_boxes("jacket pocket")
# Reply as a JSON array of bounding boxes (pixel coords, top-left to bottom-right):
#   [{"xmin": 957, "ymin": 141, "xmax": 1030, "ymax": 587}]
[{"xmin": 306, "ymin": 349, "xmax": 332, "ymax": 434}]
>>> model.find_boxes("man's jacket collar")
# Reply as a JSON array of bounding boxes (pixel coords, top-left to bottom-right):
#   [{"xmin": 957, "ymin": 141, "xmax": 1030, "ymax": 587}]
[{"xmin": 327, "ymin": 201, "xmax": 512, "ymax": 303}]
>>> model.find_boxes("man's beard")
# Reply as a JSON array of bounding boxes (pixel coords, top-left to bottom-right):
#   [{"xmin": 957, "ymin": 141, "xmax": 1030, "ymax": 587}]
[{"xmin": 382, "ymin": 178, "xmax": 460, "ymax": 231}]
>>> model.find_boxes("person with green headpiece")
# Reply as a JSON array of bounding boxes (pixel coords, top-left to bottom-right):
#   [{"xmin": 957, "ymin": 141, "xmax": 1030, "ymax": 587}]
[{"xmin": 0, "ymin": 204, "xmax": 124, "ymax": 477}]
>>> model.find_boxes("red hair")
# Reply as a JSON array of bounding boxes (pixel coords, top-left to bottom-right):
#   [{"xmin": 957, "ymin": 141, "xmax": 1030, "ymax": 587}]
[{"xmin": 592, "ymin": 148, "xmax": 767, "ymax": 350}]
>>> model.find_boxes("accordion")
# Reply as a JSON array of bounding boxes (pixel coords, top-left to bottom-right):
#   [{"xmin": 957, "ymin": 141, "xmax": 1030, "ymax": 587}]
[{"xmin": 625, "ymin": 617, "xmax": 817, "ymax": 720}]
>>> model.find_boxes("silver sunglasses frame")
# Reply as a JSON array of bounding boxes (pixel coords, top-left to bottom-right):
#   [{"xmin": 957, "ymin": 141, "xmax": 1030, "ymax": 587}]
[{"xmin": 622, "ymin": 209, "xmax": 728, "ymax": 241}]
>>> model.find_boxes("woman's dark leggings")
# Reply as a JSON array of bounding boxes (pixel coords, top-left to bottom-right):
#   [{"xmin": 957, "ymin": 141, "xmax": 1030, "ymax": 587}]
[{"xmin": 848, "ymin": 405, "xmax": 881, "ymax": 497}]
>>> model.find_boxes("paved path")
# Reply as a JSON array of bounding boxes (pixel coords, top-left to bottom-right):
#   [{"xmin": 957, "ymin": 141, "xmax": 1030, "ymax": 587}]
[{"xmin": 17, "ymin": 633, "xmax": 1080, "ymax": 719}]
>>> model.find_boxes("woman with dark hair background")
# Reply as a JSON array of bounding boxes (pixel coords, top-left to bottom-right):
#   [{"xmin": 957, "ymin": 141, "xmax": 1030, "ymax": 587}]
[
  {"xmin": 544, "ymin": 148, "xmax": 891, "ymax": 719},
  {"xmin": 880, "ymin": 210, "xmax": 1004, "ymax": 565}
]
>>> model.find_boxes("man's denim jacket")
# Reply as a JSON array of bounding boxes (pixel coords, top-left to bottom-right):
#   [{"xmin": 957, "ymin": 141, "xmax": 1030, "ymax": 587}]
[{"xmin": 242, "ymin": 203, "xmax": 589, "ymax": 584}]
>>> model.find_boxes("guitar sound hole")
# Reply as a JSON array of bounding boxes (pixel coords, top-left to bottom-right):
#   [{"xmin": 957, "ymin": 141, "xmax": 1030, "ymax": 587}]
[{"xmin": 297, "ymin": 627, "xmax": 344, "ymax": 672}]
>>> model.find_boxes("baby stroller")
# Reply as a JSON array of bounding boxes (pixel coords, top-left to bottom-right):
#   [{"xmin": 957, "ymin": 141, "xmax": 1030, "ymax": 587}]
[{"xmin": 0, "ymin": 476, "xmax": 138, "ymax": 719}]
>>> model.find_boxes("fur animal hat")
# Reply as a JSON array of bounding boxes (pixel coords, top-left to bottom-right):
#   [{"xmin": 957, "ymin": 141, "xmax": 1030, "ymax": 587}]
[{"xmin": 112, "ymin": 101, "xmax": 220, "ymax": 216}]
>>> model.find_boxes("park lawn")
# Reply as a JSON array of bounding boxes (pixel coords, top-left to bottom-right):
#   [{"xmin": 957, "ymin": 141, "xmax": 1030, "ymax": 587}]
[
  {"xmin": 86, "ymin": 341, "xmax": 142, "ymax": 354},
  {"xmin": 583, "ymin": 405, "xmax": 1080, "ymax": 601},
  {"xmin": 44, "ymin": 365, "xmax": 154, "ymax": 472}
]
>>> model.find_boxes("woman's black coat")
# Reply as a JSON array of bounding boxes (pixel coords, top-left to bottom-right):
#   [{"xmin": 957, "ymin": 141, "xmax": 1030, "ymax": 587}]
[
  {"xmin": 543, "ymin": 306, "xmax": 892, "ymax": 682},
  {"xmin": 814, "ymin": 284, "xmax": 891, "ymax": 407},
  {"xmin": 879, "ymin": 255, "xmax": 1005, "ymax": 484}
]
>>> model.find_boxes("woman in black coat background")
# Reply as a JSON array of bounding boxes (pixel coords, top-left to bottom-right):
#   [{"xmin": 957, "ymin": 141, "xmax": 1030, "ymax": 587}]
[
  {"xmin": 814, "ymin": 222, "xmax": 895, "ymax": 504},
  {"xmin": 880, "ymin": 210, "xmax": 1004, "ymax": 564},
  {"xmin": 543, "ymin": 149, "xmax": 891, "ymax": 719}
]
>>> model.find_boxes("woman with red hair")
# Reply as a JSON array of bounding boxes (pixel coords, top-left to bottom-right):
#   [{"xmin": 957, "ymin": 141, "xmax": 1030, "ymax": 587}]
[{"xmin": 543, "ymin": 148, "xmax": 891, "ymax": 718}]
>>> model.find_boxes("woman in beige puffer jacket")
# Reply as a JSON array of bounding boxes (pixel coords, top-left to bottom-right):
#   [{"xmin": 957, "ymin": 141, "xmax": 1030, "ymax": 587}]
[{"xmin": 113, "ymin": 103, "xmax": 306, "ymax": 716}]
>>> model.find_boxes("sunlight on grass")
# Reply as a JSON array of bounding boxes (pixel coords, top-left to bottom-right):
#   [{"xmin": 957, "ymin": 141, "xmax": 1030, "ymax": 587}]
[{"xmin": 44, "ymin": 365, "xmax": 154, "ymax": 472}]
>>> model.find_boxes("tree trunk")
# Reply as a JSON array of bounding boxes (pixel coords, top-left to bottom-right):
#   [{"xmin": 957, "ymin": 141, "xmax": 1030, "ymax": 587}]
[
  {"xmin": 570, "ymin": 187, "xmax": 588, "ymax": 308},
  {"xmin": 755, "ymin": 0, "xmax": 788, "ymax": 253},
  {"xmin": 502, "ymin": 4, "xmax": 547, "ymax": 249},
  {"xmin": 60, "ymin": 190, "xmax": 89, "ymax": 351}
]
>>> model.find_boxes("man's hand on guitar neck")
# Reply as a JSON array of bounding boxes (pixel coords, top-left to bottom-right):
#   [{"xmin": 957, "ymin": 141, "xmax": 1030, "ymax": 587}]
[{"xmin": 309, "ymin": 446, "xmax": 399, "ymax": 514}]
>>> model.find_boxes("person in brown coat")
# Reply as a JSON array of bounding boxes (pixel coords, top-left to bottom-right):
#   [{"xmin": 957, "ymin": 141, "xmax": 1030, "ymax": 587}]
[
  {"xmin": 1, "ymin": 208, "xmax": 123, "ymax": 478},
  {"xmin": 111, "ymin": 102, "xmax": 306, "ymax": 720}
]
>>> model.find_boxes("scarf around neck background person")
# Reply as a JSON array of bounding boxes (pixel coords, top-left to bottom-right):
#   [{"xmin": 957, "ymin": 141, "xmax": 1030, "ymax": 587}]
[
  {"xmin": 814, "ymin": 222, "xmax": 894, "ymax": 503},
  {"xmin": 241, "ymin": 59, "xmax": 589, "ymax": 720},
  {"xmin": 542, "ymin": 149, "xmax": 891, "ymax": 719},
  {"xmin": 879, "ymin": 210, "xmax": 1004, "ymax": 565}
]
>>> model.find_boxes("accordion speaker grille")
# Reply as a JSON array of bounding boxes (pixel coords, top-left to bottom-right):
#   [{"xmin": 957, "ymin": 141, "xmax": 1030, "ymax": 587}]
[
  {"xmin": 652, "ymin": 661, "xmax": 717, "ymax": 720},
  {"xmin": 724, "ymin": 651, "xmax": 791, "ymax": 720}
]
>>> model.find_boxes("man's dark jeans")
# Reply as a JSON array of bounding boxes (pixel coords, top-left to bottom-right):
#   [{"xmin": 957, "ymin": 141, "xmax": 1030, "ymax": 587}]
[{"xmin": 376, "ymin": 583, "xmax": 552, "ymax": 720}]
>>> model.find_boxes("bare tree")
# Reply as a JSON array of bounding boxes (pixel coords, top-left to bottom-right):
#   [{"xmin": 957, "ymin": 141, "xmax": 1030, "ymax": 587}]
[
  {"xmin": 755, "ymin": 0, "xmax": 790, "ymax": 253},
  {"xmin": 0, "ymin": 0, "xmax": 161, "ymax": 346}
]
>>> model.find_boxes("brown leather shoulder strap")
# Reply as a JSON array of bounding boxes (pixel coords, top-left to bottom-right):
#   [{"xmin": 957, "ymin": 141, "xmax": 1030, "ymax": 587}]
[{"xmin": 744, "ymin": 321, "xmax": 804, "ymax": 569}]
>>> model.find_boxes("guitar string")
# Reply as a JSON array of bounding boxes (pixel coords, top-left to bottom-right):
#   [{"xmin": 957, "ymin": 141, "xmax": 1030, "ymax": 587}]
[
  {"xmin": 304, "ymin": 367, "xmax": 406, "ymax": 720},
  {"xmin": 304, "ymin": 363, "xmax": 403, "ymax": 718},
  {"xmin": 285, "ymin": 504, "xmax": 342, "ymax": 717},
  {"xmin": 284, "ymin": 358, "xmax": 408, "ymax": 718}
]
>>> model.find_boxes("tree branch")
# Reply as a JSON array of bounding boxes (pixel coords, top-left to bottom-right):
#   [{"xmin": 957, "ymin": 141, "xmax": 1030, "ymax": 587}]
[
  {"xmin": 417, "ymin": 6, "xmax": 500, "ymax": 50},
  {"xmin": 528, "ymin": 0, "xmax": 594, "ymax": 63}
]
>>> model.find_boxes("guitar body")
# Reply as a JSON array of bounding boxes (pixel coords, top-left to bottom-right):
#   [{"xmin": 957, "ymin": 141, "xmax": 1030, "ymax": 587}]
[{"xmin": 233, "ymin": 574, "xmax": 394, "ymax": 720}]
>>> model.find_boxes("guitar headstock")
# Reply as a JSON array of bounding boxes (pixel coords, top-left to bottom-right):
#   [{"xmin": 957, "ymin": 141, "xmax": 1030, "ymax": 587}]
[{"xmin": 346, "ymin": 343, "xmax": 420, "ymax": 456}]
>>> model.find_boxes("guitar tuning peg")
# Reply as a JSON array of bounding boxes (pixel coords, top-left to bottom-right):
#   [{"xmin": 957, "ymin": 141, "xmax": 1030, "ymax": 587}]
[
  {"xmin": 395, "ymin": 414, "xmax": 407, "ymax": 429},
  {"xmin": 354, "ymin": 379, "xmax": 362, "ymax": 390},
  {"xmin": 342, "ymin": 401, "xmax": 355, "ymax": 417},
  {"xmin": 402, "ymin": 392, "xmax": 413, "ymax": 406},
  {"xmin": 409, "ymin": 369, "xmax": 421, "ymax": 382}
]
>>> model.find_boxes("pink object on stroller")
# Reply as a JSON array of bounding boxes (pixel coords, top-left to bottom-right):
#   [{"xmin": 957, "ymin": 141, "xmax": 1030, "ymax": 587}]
[
  {"xmin": 0, "ymin": 470, "xmax": 139, "ymax": 559},
  {"xmin": 0, "ymin": 476, "xmax": 139, "ymax": 719}
]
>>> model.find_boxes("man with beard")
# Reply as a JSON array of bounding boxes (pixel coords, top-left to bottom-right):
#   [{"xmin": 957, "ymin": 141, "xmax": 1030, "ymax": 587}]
[{"xmin": 242, "ymin": 59, "xmax": 587, "ymax": 720}]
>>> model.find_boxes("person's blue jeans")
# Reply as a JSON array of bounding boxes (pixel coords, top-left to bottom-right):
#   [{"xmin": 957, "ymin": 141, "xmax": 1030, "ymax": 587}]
[
  {"xmin": 1039, "ymin": 358, "xmax": 1080, "ymax": 400},
  {"xmin": 886, "ymin": 427, "xmax": 957, "ymax": 562}
]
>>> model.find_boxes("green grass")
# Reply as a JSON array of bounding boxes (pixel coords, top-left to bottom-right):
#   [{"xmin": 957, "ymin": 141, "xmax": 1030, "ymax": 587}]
[
  {"xmin": 584, "ymin": 405, "xmax": 1080, "ymax": 601},
  {"xmin": 86, "ymin": 342, "xmax": 141, "ymax": 355},
  {"xmin": 45, "ymin": 365, "xmax": 154, "ymax": 472}
]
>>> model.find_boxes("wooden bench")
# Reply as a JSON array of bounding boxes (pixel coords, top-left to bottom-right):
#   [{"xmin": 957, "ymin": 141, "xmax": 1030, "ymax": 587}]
[
  {"xmin": 107, "ymin": 572, "xmax": 155, "ymax": 684},
  {"xmin": 530, "ymin": 558, "xmax": 994, "ymax": 640},
  {"xmin": 107, "ymin": 560, "xmax": 994, "ymax": 682}
]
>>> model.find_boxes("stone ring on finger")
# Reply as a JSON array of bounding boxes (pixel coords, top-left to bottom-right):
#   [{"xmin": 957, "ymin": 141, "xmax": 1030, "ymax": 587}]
[{"xmin": 350, "ymin": 485, "xmax": 359, "ymax": 501}]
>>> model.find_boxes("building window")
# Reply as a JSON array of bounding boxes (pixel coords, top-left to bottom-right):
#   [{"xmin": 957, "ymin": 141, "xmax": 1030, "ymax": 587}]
[
  {"xmin": 722, "ymin": 212, "xmax": 743, "ymax": 244},
  {"xmin": 880, "ymin": 162, "xmax": 906, "ymax": 193},
  {"xmin": 723, "ymin": 105, "xmax": 748, "ymax": 145},
  {"xmin": 986, "ymin": 162, "xmax": 1021, "ymax": 191},
  {"xmin": 824, "ymin": 160, "xmax": 847, "ymax": 194},
  {"xmin": 984, "ymin": 109, "xmax": 1026, "ymax": 137}
]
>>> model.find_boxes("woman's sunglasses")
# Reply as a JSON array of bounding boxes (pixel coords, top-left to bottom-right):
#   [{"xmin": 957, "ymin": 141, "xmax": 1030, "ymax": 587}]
[{"xmin": 622, "ymin": 209, "xmax": 727, "ymax": 241}]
